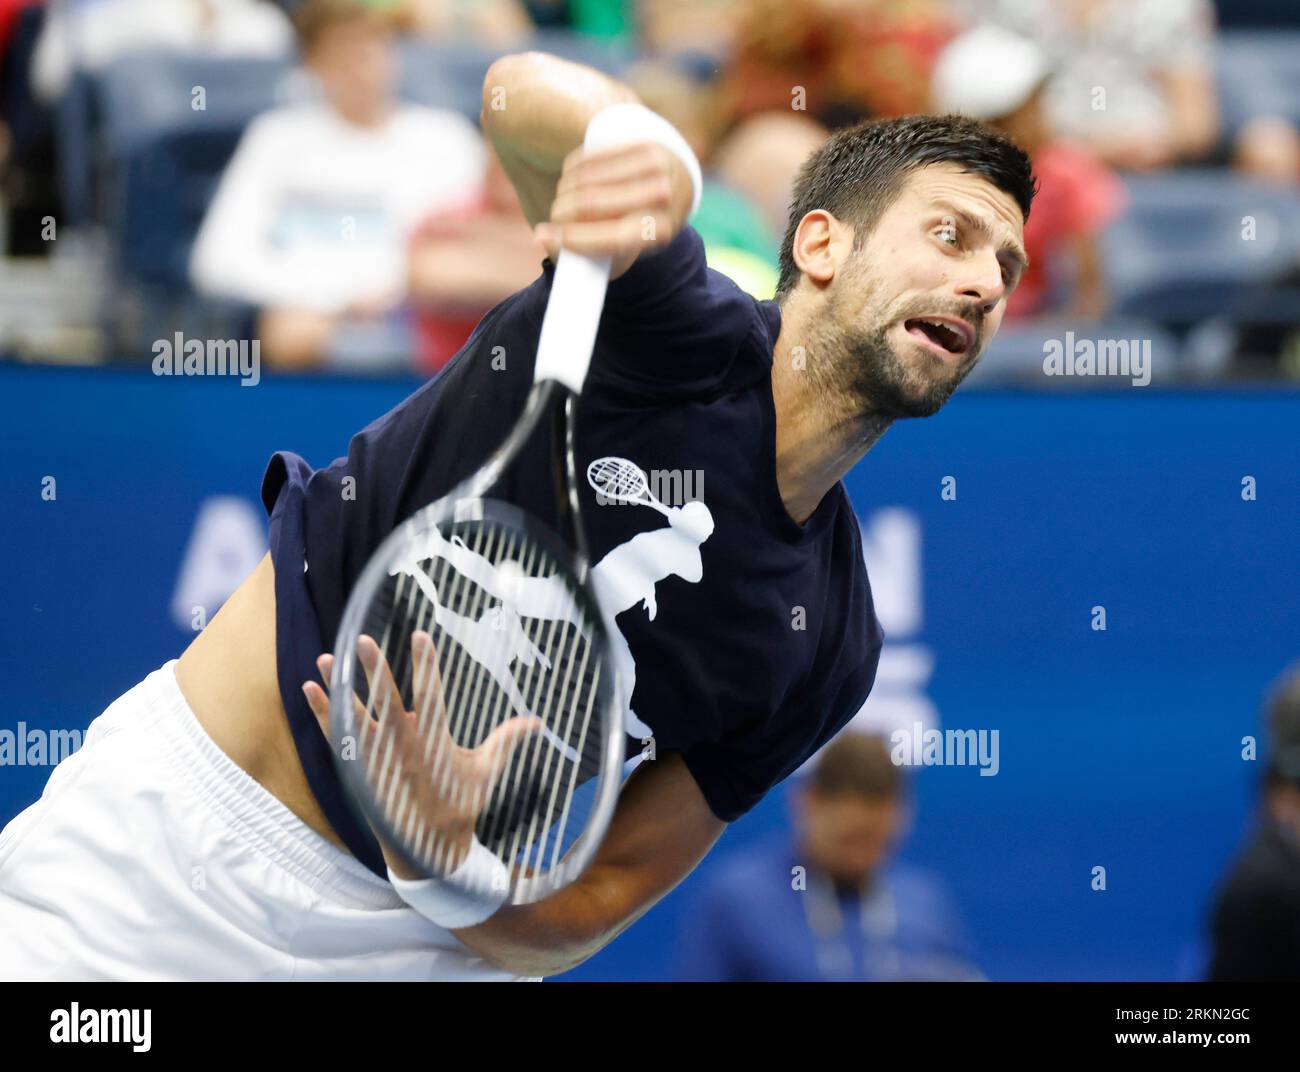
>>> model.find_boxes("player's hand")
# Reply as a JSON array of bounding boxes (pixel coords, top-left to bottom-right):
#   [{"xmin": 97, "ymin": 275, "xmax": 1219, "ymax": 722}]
[
  {"xmin": 302, "ymin": 631, "xmax": 542, "ymax": 881},
  {"xmin": 533, "ymin": 140, "xmax": 694, "ymax": 277}
]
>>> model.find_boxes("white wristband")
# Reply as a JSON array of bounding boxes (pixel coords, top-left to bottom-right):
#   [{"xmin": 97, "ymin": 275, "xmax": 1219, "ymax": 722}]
[
  {"xmin": 585, "ymin": 101, "xmax": 703, "ymax": 218},
  {"xmin": 388, "ymin": 837, "xmax": 511, "ymax": 930}
]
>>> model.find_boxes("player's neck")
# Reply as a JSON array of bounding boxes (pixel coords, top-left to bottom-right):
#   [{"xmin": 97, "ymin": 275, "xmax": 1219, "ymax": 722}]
[{"xmin": 770, "ymin": 334, "xmax": 891, "ymax": 525}]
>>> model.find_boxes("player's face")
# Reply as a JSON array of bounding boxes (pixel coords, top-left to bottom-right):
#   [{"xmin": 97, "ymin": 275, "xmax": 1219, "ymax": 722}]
[
  {"xmin": 800, "ymin": 792, "xmax": 901, "ymax": 886},
  {"xmin": 830, "ymin": 163, "xmax": 1027, "ymax": 418},
  {"xmin": 307, "ymin": 20, "xmax": 396, "ymax": 124}
]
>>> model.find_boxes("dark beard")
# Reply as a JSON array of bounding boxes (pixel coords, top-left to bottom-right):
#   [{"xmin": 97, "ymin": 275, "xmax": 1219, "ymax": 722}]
[
  {"xmin": 811, "ymin": 283, "xmax": 982, "ymax": 419},
  {"xmin": 847, "ymin": 320, "xmax": 963, "ymax": 418}
]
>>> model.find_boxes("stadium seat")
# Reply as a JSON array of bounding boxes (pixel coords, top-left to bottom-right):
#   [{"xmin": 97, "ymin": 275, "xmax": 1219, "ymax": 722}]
[
  {"xmin": 61, "ymin": 50, "xmax": 295, "ymax": 227},
  {"xmin": 1216, "ymin": 31, "xmax": 1300, "ymax": 133},
  {"xmin": 55, "ymin": 69, "xmax": 100, "ymax": 227},
  {"xmin": 1101, "ymin": 170, "xmax": 1300, "ymax": 324},
  {"xmin": 87, "ymin": 52, "xmax": 292, "ymax": 355},
  {"xmin": 96, "ymin": 51, "xmax": 295, "ymax": 157}
]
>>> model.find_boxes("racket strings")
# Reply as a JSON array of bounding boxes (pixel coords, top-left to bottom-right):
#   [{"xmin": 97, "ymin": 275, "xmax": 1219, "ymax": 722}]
[
  {"xmin": 479, "ymin": 533, "xmax": 593, "ymax": 869},
  {"xmin": 496, "ymin": 563, "xmax": 592, "ymax": 875},
  {"xmin": 353, "ymin": 516, "xmax": 606, "ymax": 894}
]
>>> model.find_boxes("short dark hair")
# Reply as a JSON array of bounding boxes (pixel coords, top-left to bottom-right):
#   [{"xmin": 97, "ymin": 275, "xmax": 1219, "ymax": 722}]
[
  {"xmin": 809, "ymin": 733, "xmax": 902, "ymax": 801},
  {"xmin": 775, "ymin": 113, "xmax": 1037, "ymax": 300}
]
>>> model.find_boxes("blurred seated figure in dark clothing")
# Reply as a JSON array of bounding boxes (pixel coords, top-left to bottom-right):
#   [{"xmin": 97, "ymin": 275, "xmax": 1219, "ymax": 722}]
[
  {"xmin": 1208, "ymin": 665, "xmax": 1300, "ymax": 981},
  {"xmin": 678, "ymin": 732, "xmax": 981, "ymax": 982}
]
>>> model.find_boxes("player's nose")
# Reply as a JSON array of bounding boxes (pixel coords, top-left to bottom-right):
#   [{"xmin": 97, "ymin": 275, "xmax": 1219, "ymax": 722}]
[{"xmin": 954, "ymin": 249, "xmax": 1006, "ymax": 315}]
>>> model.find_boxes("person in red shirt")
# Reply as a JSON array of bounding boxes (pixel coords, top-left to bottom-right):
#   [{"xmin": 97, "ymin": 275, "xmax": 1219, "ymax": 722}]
[
  {"xmin": 408, "ymin": 145, "xmax": 545, "ymax": 375},
  {"xmin": 718, "ymin": 0, "xmax": 957, "ymax": 129},
  {"xmin": 932, "ymin": 24, "xmax": 1124, "ymax": 322}
]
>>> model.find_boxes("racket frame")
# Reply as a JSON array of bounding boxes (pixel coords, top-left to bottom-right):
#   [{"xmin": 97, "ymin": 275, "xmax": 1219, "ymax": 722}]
[{"xmin": 328, "ymin": 379, "xmax": 624, "ymax": 905}]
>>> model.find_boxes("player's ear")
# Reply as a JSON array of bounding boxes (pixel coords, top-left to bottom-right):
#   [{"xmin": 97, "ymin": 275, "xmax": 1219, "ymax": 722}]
[{"xmin": 790, "ymin": 210, "xmax": 840, "ymax": 289}]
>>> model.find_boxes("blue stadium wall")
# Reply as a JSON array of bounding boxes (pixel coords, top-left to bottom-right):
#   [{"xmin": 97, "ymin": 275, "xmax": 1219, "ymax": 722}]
[{"xmin": 1, "ymin": 364, "xmax": 1297, "ymax": 981}]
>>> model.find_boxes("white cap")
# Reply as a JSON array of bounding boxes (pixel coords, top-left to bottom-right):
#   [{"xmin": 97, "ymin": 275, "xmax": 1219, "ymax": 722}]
[{"xmin": 931, "ymin": 24, "xmax": 1047, "ymax": 121}]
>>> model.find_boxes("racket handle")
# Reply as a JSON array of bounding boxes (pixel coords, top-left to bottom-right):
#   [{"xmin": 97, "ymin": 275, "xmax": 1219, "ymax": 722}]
[{"xmin": 534, "ymin": 248, "xmax": 612, "ymax": 393}]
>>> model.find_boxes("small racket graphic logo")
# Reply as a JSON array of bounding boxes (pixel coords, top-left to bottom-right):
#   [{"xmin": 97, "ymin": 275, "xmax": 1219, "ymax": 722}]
[{"xmin": 586, "ymin": 457, "xmax": 671, "ymax": 517}]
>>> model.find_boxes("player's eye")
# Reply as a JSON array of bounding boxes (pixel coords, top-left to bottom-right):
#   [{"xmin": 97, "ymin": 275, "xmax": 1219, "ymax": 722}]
[{"xmin": 935, "ymin": 222, "xmax": 959, "ymax": 247}]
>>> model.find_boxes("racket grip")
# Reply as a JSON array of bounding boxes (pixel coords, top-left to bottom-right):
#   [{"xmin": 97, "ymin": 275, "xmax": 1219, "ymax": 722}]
[{"xmin": 534, "ymin": 249, "xmax": 612, "ymax": 393}]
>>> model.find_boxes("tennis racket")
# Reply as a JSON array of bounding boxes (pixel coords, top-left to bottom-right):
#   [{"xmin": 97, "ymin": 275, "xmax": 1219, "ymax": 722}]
[{"xmin": 326, "ymin": 119, "xmax": 630, "ymax": 907}]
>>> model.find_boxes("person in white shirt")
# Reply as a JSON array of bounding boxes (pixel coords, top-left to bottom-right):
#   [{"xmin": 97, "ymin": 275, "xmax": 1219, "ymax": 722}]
[
  {"xmin": 957, "ymin": 0, "xmax": 1220, "ymax": 171},
  {"xmin": 189, "ymin": 0, "xmax": 487, "ymax": 371},
  {"xmin": 32, "ymin": 0, "xmax": 294, "ymax": 105}
]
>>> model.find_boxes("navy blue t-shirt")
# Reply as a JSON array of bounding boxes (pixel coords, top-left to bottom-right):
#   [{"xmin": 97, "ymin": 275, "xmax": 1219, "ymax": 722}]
[{"xmin": 261, "ymin": 226, "xmax": 884, "ymax": 877}]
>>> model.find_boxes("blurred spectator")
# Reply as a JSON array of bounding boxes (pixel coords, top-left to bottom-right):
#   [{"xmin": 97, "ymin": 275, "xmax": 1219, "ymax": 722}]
[
  {"xmin": 932, "ymin": 24, "xmax": 1124, "ymax": 322},
  {"xmin": 959, "ymin": 0, "xmax": 1221, "ymax": 171},
  {"xmin": 710, "ymin": 108, "xmax": 828, "ymax": 248},
  {"xmin": 400, "ymin": 0, "xmax": 532, "ymax": 44},
  {"xmin": 523, "ymin": 0, "xmax": 746, "ymax": 60},
  {"xmin": 1207, "ymin": 665, "xmax": 1300, "ymax": 981},
  {"xmin": 0, "ymin": 0, "xmax": 39, "ymax": 83},
  {"xmin": 707, "ymin": 0, "xmax": 960, "ymax": 242},
  {"xmin": 407, "ymin": 147, "xmax": 544, "ymax": 375},
  {"xmin": 677, "ymin": 733, "xmax": 980, "ymax": 981},
  {"xmin": 190, "ymin": 0, "xmax": 486, "ymax": 371},
  {"xmin": 1234, "ymin": 115, "xmax": 1300, "ymax": 187},
  {"xmin": 717, "ymin": 0, "xmax": 958, "ymax": 130},
  {"xmin": 637, "ymin": 0, "xmax": 745, "ymax": 63},
  {"xmin": 623, "ymin": 59, "xmax": 782, "ymax": 297},
  {"xmin": 30, "ymin": 0, "xmax": 293, "ymax": 105}
]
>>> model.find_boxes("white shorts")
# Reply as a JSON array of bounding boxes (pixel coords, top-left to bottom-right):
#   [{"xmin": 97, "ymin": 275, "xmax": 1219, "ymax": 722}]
[{"xmin": 0, "ymin": 661, "xmax": 528, "ymax": 981}]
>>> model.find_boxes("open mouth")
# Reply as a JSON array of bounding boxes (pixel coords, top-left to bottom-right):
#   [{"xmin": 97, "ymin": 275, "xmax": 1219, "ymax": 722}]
[{"xmin": 903, "ymin": 317, "xmax": 972, "ymax": 359}]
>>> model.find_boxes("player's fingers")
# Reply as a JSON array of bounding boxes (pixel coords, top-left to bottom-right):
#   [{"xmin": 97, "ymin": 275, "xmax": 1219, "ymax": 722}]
[
  {"xmin": 317, "ymin": 651, "xmax": 370, "ymax": 728},
  {"xmin": 549, "ymin": 174, "xmax": 672, "ymax": 226},
  {"xmin": 410, "ymin": 630, "xmax": 450, "ymax": 743},
  {"xmin": 535, "ymin": 213, "xmax": 671, "ymax": 260},
  {"xmin": 474, "ymin": 716, "xmax": 544, "ymax": 789},
  {"xmin": 555, "ymin": 141, "xmax": 665, "ymax": 196},
  {"xmin": 302, "ymin": 680, "xmax": 330, "ymax": 735},
  {"xmin": 357, "ymin": 634, "xmax": 411, "ymax": 732}
]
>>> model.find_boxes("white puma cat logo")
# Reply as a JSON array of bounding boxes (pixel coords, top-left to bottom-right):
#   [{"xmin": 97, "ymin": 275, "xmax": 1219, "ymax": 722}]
[
  {"xmin": 388, "ymin": 457, "xmax": 714, "ymax": 748},
  {"xmin": 586, "ymin": 457, "xmax": 715, "ymax": 739}
]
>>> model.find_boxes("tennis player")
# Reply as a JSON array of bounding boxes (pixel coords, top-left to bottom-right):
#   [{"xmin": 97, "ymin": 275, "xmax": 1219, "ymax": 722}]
[{"xmin": 0, "ymin": 51, "xmax": 1033, "ymax": 981}]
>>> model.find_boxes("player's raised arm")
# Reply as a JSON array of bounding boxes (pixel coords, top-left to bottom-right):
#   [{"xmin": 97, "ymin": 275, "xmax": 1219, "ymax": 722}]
[
  {"xmin": 480, "ymin": 52, "xmax": 635, "ymax": 227},
  {"xmin": 480, "ymin": 52, "xmax": 698, "ymax": 278}
]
